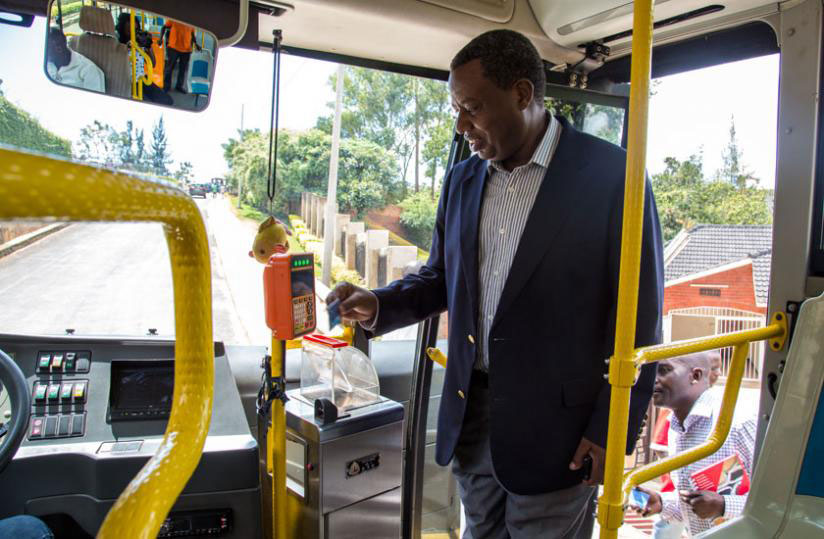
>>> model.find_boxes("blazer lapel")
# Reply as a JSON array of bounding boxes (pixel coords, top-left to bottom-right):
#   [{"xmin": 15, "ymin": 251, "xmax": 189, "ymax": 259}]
[
  {"xmin": 459, "ymin": 157, "xmax": 488, "ymax": 330},
  {"xmin": 493, "ymin": 124, "xmax": 593, "ymax": 325}
]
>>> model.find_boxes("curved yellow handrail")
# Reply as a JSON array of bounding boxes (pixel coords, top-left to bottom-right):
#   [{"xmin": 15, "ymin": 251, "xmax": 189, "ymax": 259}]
[
  {"xmin": 0, "ymin": 148, "xmax": 214, "ymax": 539},
  {"xmin": 622, "ymin": 313, "xmax": 786, "ymax": 498}
]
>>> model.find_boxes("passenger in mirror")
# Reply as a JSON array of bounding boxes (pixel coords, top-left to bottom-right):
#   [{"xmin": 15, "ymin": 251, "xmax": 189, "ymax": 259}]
[
  {"xmin": 161, "ymin": 19, "xmax": 201, "ymax": 95},
  {"xmin": 114, "ymin": 14, "xmax": 172, "ymax": 106},
  {"xmin": 46, "ymin": 26, "xmax": 104, "ymax": 93}
]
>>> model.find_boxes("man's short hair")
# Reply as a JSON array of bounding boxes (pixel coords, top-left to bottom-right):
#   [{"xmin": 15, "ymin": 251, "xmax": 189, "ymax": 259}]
[
  {"xmin": 48, "ymin": 26, "xmax": 67, "ymax": 45},
  {"xmin": 450, "ymin": 29, "xmax": 546, "ymax": 103}
]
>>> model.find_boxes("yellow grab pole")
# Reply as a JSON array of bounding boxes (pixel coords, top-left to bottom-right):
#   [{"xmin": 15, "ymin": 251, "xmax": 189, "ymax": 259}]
[
  {"xmin": 270, "ymin": 337, "xmax": 288, "ymax": 539},
  {"xmin": 130, "ymin": 11, "xmax": 139, "ymax": 100},
  {"xmin": 0, "ymin": 149, "xmax": 213, "ymax": 539},
  {"xmin": 623, "ymin": 342, "xmax": 750, "ymax": 492},
  {"xmin": 598, "ymin": 0, "xmax": 654, "ymax": 537}
]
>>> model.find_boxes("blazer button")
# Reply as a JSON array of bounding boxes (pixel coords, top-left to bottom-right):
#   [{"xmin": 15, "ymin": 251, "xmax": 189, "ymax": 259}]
[
  {"xmin": 458, "ymin": 390, "xmax": 465, "ymax": 399},
  {"xmin": 467, "ymin": 334, "xmax": 475, "ymax": 344}
]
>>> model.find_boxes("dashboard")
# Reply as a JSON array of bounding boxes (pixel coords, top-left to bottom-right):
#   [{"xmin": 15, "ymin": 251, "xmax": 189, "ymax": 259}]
[{"xmin": 0, "ymin": 334, "xmax": 260, "ymax": 538}]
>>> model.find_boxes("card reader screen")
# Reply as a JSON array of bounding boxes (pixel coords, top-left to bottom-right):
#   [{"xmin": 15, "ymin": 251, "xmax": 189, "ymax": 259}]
[
  {"xmin": 110, "ymin": 360, "xmax": 174, "ymax": 420},
  {"xmin": 291, "ymin": 267, "xmax": 314, "ymax": 298}
]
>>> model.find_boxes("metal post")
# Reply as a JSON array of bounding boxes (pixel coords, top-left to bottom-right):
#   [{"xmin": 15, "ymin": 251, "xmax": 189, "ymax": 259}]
[
  {"xmin": 598, "ymin": 0, "xmax": 654, "ymax": 537},
  {"xmin": 269, "ymin": 337, "xmax": 287, "ymax": 539},
  {"xmin": 323, "ymin": 65, "xmax": 345, "ymax": 286}
]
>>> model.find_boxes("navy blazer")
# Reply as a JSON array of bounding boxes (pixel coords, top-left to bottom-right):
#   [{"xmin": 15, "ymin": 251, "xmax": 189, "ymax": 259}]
[{"xmin": 371, "ymin": 117, "xmax": 664, "ymax": 495}]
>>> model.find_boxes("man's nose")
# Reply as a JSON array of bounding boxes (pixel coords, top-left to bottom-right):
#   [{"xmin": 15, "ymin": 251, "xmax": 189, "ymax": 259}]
[{"xmin": 455, "ymin": 109, "xmax": 472, "ymax": 136}]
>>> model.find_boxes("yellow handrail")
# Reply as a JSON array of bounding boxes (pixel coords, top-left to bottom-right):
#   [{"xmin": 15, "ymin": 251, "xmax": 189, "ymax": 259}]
[
  {"xmin": 0, "ymin": 148, "xmax": 214, "ymax": 539},
  {"xmin": 625, "ymin": 342, "xmax": 748, "ymax": 496},
  {"xmin": 621, "ymin": 313, "xmax": 786, "ymax": 495},
  {"xmin": 129, "ymin": 10, "xmax": 154, "ymax": 101},
  {"xmin": 426, "ymin": 347, "xmax": 447, "ymax": 368},
  {"xmin": 598, "ymin": 0, "xmax": 655, "ymax": 536}
]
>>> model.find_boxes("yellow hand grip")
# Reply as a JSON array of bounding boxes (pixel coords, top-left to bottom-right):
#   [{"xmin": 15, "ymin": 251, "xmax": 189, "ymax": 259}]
[
  {"xmin": 426, "ymin": 347, "xmax": 447, "ymax": 368},
  {"xmin": 0, "ymin": 148, "xmax": 213, "ymax": 539}
]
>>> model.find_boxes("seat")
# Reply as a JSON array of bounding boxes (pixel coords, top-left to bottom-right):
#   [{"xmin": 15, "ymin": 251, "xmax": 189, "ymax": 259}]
[
  {"xmin": 187, "ymin": 49, "xmax": 212, "ymax": 106},
  {"xmin": 67, "ymin": 6, "xmax": 131, "ymax": 98}
]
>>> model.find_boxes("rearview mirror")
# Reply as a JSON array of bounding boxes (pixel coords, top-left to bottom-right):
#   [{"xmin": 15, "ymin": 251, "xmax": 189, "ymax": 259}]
[{"xmin": 46, "ymin": 1, "xmax": 217, "ymax": 111}]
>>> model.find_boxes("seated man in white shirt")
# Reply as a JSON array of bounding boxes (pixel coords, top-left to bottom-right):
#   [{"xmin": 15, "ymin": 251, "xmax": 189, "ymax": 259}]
[
  {"xmin": 46, "ymin": 27, "xmax": 105, "ymax": 93},
  {"xmin": 633, "ymin": 351, "xmax": 756, "ymax": 538}
]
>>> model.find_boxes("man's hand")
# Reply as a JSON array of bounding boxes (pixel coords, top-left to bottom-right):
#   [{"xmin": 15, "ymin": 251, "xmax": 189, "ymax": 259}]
[
  {"xmin": 326, "ymin": 282, "xmax": 378, "ymax": 325},
  {"xmin": 681, "ymin": 490, "xmax": 724, "ymax": 520},
  {"xmin": 629, "ymin": 486, "xmax": 662, "ymax": 517},
  {"xmin": 569, "ymin": 437, "xmax": 605, "ymax": 486}
]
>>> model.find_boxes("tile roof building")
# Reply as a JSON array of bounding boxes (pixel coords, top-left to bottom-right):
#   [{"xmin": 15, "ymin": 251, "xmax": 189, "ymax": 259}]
[{"xmin": 664, "ymin": 224, "xmax": 773, "ymax": 314}]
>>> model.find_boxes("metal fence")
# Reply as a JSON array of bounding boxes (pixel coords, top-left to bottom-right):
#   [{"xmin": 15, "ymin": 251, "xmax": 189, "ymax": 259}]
[{"xmin": 668, "ymin": 306, "xmax": 766, "ymax": 381}]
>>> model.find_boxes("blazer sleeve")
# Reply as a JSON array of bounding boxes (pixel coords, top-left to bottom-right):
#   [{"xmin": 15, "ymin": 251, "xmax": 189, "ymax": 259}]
[
  {"xmin": 367, "ymin": 167, "xmax": 453, "ymax": 336},
  {"xmin": 584, "ymin": 177, "xmax": 664, "ymax": 452}
]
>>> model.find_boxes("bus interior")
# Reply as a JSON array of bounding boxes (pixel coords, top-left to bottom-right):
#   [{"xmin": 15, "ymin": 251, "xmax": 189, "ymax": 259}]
[{"xmin": 0, "ymin": 0, "xmax": 823, "ymax": 538}]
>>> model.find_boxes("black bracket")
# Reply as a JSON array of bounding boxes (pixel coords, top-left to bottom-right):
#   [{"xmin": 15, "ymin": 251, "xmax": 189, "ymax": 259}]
[{"xmin": 256, "ymin": 354, "xmax": 288, "ymax": 419}]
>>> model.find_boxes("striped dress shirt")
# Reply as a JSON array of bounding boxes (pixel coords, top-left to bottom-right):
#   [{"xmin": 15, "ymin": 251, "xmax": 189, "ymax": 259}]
[
  {"xmin": 475, "ymin": 114, "xmax": 561, "ymax": 371},
  {"xmin": 661, "ymin": 387, "xmax": 756, "ymax": 536}
]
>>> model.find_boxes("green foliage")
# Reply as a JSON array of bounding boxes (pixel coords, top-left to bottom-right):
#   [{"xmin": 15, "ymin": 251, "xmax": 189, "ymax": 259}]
[
  {"xmin": 150, "ymin": 116, "xmax": 171, "ymax": 176},
  {"xmin": 651, "ymin": 153, "xmax": 773, "ymax": 242},
  {"xmin": 398, "ymin": 190, "xmax": 438, "ymax": 249},
  {"xmin": 222, "ymin": 128, "xmax": 398, "ymax": 219},
  {"xmin": 0, "ymin": 94, "xmax": 71, "ymax": 157},
  {"xmin": 316, "ymin": 68, "xmax": 452, "ymax": 195},
  {"xmin": 174, "ymin": 161, "xmax": 193, "ymax": 183},
  {"xmin": 545, "ymin": 98, "xmax": 623, "ymax": 146}
]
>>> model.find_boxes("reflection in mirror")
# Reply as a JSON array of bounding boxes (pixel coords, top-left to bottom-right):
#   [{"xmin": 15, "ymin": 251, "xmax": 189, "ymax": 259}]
[{"xmin": 46, "ymin": 1, "xmax": 217, "ymax": 111}]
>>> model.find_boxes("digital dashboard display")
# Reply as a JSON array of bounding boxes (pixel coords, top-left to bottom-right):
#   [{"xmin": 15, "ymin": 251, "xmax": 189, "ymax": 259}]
[{"xmin": 109, "ymin": 360, "xmax": 174, "ymax": 421}]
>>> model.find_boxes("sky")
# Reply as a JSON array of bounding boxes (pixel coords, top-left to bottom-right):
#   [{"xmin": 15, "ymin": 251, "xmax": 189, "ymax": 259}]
[{"xmin": 0, "ymin": 17, "xmax": 780, "ymax": 187}]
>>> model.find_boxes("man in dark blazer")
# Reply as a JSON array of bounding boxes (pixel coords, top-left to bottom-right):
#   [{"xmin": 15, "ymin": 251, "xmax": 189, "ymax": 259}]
[{"xmin": 328, "ymin": 29, "xmax": 664, "ymax": 537}]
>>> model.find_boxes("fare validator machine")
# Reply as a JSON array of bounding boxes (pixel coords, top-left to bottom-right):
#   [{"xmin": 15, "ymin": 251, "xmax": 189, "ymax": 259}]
[{"xmin": 263, "ymin": 253, "xmax": 404, "ymax": 538}]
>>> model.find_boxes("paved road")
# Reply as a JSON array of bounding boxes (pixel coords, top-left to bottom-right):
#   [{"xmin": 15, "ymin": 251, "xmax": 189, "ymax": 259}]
[{"xmin": 0, "ymin": 200, "xmax": 244, "ymax": 343}]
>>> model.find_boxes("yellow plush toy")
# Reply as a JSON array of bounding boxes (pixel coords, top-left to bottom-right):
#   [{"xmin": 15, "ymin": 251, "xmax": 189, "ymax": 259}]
[{"xmin": 249, "ymin": 216, "xmax": 290, "ymax": 263}]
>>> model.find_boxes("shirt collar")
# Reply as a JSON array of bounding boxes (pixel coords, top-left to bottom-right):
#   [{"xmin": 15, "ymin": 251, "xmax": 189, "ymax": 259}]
[
  {"xmin": 670, "ymin": 388, "xmax": 716, "ymax": 432},
  {"xmin": 488, "ymin": 113, "xmax": 559, "ymax": 175}
]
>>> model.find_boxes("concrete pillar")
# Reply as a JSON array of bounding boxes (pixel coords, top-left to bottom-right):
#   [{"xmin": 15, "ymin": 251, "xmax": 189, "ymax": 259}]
[
  {"xmin": 334, "ymin": 214, "xmax": 351, "ymax": 257},
  {"xmin": 345, "ymin": 222, "xmax": 365, "ymax": 270},
  {"xmin": 315, "ymin": 197, "xmax": 327, "ymax": 238},
  {"xmin": 387, "ymin": 246, "xmax": 419, "ymax": 282},
  {"xmin": 365, "ymin": 229, "xmax": 389, "ymax": 288},
  {"xmin": 308, "ymin": 195, "xmax": 317, "ymax": 234}
]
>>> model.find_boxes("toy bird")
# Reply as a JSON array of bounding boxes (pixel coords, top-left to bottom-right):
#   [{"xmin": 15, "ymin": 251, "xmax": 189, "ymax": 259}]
[{"xmin": 249, "ymin": 216, "xmax": 290, "ymax": 263}]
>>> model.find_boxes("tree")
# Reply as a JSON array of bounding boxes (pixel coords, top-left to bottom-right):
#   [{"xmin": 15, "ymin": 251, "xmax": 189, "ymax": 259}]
[
  {"xmin": 174, "ymin": 161, "xmax": 194, "ymax": 183},
  {"xmin": 150, "ymin": 116, "xmax": 171, "ymax": 176},
  {"xmin": 75, "ymin": 120, "xmax": 120, "ymax": 166},
  {"xmin": 718, "ymin": 115, "xmax": 756, "ymax": 187},
  {"xmin": 651, "ymin": 153, "xmax": 772, "ymax": 242},
  {"xmin": 134, "ymin": 128, "xmax": 147, "ymax": 172},
  {"xmin": 222, "ymin": 128, "xmax": 398, "ymax": 220},
  {"xmin": 399, "ymin": 190, "xmax": 438, "ymax": 249},
  {"xmin": 316, "ymin": 69, "xmax": 452, "ymax": 197},
  {"xmin": 0, "ymin": 93, "xmax": 72, "ymax": 158}
]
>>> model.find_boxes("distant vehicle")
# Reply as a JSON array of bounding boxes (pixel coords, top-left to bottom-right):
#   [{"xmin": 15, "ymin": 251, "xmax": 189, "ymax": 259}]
[{"xmin": 188, "ymin": 183, "xmax": 209, "ymax": 198}]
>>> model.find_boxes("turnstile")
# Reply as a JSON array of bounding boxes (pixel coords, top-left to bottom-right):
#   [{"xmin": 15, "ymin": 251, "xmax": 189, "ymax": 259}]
[{"xmin": 283, "ymin": 388, "xmax": 404, "ymax": 538}]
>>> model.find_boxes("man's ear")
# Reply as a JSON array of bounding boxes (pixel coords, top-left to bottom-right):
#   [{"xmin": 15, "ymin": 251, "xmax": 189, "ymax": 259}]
[
  {"xmin": 691, "ymin": 367, "xmax": 706, "ymax": 384},
  {"xmin": 513, "ymin": 79, "xmax": 535, "ymax": 110}
]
